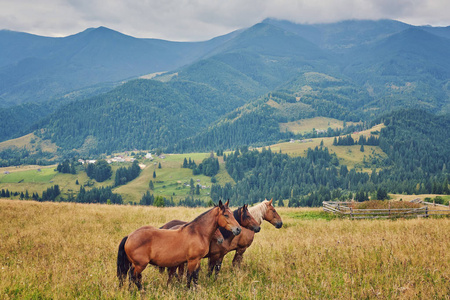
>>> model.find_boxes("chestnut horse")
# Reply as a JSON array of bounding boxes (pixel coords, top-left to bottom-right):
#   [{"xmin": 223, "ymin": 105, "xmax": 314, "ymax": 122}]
[
  {"xmin": 160, "ymin": 220, "xmax": 224, "ymax": 245},
  {"xmin": 158, "ymin": 220, "xmax": 224, "ymax": 282},
  {"xmin": 161, "ymin": 204, "xmax": 260, "ymax": 282},
  {"xmin": 116, "ymin": 200, "xmax": 241, "ymax": 289},
  {"xmin": 208, "ymin": 199, "xmax": 283, "ymax": 277}
]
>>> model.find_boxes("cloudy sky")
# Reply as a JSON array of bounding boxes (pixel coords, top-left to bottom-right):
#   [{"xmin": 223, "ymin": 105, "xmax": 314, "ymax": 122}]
[{"xmin": 1, "ymin": 0, "xmax": 449, "ymax": 41}]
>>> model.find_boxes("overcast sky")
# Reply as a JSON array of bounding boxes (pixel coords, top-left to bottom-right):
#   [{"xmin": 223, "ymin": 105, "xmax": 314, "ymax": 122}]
[{"xmin": 1, "ymin": 0, "xmax": 449, "ymax": 41}]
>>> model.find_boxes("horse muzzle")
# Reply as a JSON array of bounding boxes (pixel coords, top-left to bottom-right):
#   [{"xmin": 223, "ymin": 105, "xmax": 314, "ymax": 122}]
[
  {"xmin": 253, "ymin": 225, "xmax": 261, "ymax": 233},
  {"xmin": 231, "ymin": 226, "xmax": 241, "ymax": 236},
  {"xmin": 275, "ymin": 222, "xmax": 283, "ymax": 229},
  {"xmin": 217, "ymin": 237, "xmax": 224, "ymax": 244}
]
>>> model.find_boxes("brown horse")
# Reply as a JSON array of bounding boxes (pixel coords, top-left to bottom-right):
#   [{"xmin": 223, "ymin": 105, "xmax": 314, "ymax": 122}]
[
  {"xmin": 160, "ymin": 220, "xmax": 224, "ymax": 245},
  {"xmin": 208, "ymin": 199, "xmax": 283, "ymax": 277},
  {"xmin": 207, "ymin": 203, "xmax": 261, "ymax": 277},
  {"xmin": 116, "ymin": 200, "xmax": 241, "ymax": 289},
  {"xmin": 158, "ymin": 220, "xmax": 224, "ymax": 282}
]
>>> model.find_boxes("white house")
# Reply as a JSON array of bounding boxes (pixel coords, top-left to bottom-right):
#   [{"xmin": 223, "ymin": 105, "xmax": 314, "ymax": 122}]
[{"xmin": 145, "ymin": 153, "xmax": 153, "ymax": 160}]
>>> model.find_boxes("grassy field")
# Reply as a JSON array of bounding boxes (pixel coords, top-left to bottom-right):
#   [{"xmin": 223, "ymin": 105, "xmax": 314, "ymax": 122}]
[
  {"xmin": 0, "ymin": 164, "xmax": 116, "ymax": 196},
  {"xmin": 268, "ymin": 123, "xmax": 386, "ymax": 171},
  {"xmin": 1, "ymin": 199, "xmax": 449, "ymax": 299},
  {"xmin": 0, "ymin": 153, "xmax": 234, "ymax": 204},
  {"xmin": 113, "ymin": 153, "xmax": 234, "ymax": 204},
  {"xmin": 279, "ymin": 117, "xmax": 361, "ymax": 135}
]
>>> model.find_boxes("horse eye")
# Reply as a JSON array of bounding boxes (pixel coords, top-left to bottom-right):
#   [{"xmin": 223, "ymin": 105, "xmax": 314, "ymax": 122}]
[{"xmin": 225, "ymin": 215, "xmax": 229, "ymax": 218}]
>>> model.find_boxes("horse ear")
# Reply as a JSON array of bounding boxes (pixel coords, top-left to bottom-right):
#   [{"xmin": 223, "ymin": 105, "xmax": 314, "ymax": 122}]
[
  {"xmin": 268, "ymin": 198, "xmax": 273, "ymax": 205},
  {"xmin": 218, "ymin": 200, "xmax": 223, "ymax": 207},
  {"xmin": 225, "ymin": 199, "xmax": 230, "ymax": 207},
  {"xmin": 244, "ymin": 204, "xmax": 248, "ymax": 210}
]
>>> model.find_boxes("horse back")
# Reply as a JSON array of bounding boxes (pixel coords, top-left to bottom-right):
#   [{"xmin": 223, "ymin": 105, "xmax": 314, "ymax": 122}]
[{"xmin": 125, "ymin": 225, "xmax": 209, "ymax": 268}]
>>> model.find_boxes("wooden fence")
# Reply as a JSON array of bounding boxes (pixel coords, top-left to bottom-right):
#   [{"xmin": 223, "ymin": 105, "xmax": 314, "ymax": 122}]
[{"xmin": 323, "ymin": 200, "xmax": 450, "ymax": 219}]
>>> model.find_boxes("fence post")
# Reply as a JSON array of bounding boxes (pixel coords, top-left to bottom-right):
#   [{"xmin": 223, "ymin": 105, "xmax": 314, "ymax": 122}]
[
  {"xmin": 425, "ymin": 206, "xmax": 428, "ymax": 218},
  {"xmin": 350, "ymin": 207, "xmax": 353, "ymax": 219}
]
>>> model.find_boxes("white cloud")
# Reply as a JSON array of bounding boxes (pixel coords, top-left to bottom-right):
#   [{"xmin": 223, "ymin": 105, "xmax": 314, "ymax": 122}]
[{"xmin": 0, "ymin": 0, "xmax": 449, "ymax": 40}]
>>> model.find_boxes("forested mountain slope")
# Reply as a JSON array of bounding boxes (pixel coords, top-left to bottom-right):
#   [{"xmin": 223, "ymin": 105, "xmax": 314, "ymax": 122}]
[{"xmin": 2, "ymin": 19, "xmax": 450, "ymax": 155}]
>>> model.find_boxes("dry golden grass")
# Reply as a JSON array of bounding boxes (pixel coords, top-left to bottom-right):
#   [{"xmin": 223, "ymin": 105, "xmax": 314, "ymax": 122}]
[
  {"xmin": 1, "ymin": 200, "xmax": 449, "ymax": 299},
  {"xmin": 0, "ymin": 133, "xmax": 58, "ymax": 153}
]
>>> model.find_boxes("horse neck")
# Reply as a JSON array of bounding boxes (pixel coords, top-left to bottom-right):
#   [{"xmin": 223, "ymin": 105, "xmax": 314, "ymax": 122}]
[
  {"xmin": 187, "ymin": 207, "xmax": 219, "ymax": 240},
  {"xmin": 248, "ymin": 202, "xmax": 267, "ymax": 226}
]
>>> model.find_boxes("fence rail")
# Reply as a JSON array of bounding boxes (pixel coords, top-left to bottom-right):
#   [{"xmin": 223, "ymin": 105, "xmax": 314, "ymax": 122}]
[{"xmin": 323, "ymin": 200, "xmax": 450, "ymax": 219}]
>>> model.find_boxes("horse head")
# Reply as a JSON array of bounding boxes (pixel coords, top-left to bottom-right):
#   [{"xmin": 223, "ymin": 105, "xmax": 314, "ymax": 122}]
[
  {"xmin": 264, "ymin": 199, "xmax": 283, "ymax": 229},
  {"xmin": 213, "ymin": 229, "xmax": 224, "ymax": 244},
  {"xmin": 217, "ymin": 199, "xmax": 241, "ymax": 236},
  {"xmin": 235, "ymin": 204, "xmax": 260, "ymax": 233}
]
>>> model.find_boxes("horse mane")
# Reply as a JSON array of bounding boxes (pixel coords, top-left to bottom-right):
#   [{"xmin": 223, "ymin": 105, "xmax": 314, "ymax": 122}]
[
  {"xmin": 183, "ymin": 206, "xmax": 218, "ymax": 228},
  {"xmin": 218, "ymin": 226, "xmax": 234, "ymax": 239},
  {"xmin": 233, "ymin": 207, "xmax": 242, "ymax": 226},
  {"xmin": 248, "ymin": 200, "xmax": 268, "ymax": 225}
]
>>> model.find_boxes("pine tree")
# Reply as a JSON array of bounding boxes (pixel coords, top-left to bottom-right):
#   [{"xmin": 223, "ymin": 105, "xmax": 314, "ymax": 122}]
[
  {"xmin": 196, "ymin": 184, "xmax": 200, "ymax": 195},
  {"xmin": 277, "ymin": 199, "xmax": 284, "ymax": 207},
  {"xmin": 190, "ymin": 178, "xmax": 195, "ymax": 195}
]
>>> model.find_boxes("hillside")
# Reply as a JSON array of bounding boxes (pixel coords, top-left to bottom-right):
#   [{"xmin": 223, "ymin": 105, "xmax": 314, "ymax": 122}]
[{"xmin": 34, "ymin": 78, "xmax": 247, "ymax": 154}]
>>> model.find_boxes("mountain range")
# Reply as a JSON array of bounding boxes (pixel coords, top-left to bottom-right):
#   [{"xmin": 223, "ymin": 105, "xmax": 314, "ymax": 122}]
[{"xmin": 1, "ymin": 18, "xmax": 449, "ymax": 155}]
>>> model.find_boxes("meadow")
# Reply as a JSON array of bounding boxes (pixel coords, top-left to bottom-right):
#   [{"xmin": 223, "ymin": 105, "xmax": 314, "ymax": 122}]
[
  {"xmin": 1, "ymin": 199, "xmax": 449, "ymax": 299},
  {"xmin": 268, "ymin": 123, "xmax": 386, "ymax": 171},
  {"xmin": 279, "ymin": 117, "xmax": 361, "ymax": 135}
]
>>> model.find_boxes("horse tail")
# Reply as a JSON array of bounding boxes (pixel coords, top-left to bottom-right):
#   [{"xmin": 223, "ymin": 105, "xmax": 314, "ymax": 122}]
[{"xmin": 117, "ymin": 236, "xmax": 131, "ymax": 286}]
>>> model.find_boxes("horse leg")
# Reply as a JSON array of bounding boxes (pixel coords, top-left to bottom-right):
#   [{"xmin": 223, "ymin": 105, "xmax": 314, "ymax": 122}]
[
  {"xmin": 186, "ymin": 259, "xmax": 201, "ymax": 289},
  {"xmin": 177, "ymin": 263, "xmax": 185, "ymax": 281},
  {"xmin": 167, "ymin": 267, "xmax": 178, "ymax": 285},
  {"xmin": 232, "ymin": 248, "xmax": 247, "ymax": 267},
  {"xmin": 207, "ymin": 257, "xmax": 216, "ymax": 277},
  {"xmin": 129, "ymin": 264, "xmax": 146, "ymax": 290},
  {"xmin": 213, "ymin": 256, "xmax": 224, "ymax": 279}
]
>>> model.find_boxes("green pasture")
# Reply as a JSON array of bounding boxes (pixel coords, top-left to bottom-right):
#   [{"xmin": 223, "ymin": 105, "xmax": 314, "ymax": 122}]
[
  {"xmin": 0, "ymin": 164, "xmax": 116, "ymax": 196},
  {"xmin": 0, "ymin": 167, "xmax": 57, "ymax": 184},
  {"xmin": 113, "ymin": 153, "xmax": 231, "ymax": 204}
]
